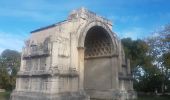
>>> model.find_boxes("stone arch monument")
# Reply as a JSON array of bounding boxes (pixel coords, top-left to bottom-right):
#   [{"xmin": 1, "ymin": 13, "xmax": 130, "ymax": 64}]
[{"xmin": 11, "ymin": 8, "xmax": 136, "ymax": 100}]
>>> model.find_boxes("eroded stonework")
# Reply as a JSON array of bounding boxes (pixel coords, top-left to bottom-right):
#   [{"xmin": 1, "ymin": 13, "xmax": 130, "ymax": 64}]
[{"xmin": 11, "ymin": 7, "xmax": 136, "ymax": 100}]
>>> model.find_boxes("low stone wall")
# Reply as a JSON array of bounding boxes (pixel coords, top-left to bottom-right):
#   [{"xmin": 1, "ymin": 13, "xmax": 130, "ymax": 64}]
[{"xmin": 0, "ymin": 89, "xmax": 5, "ymax": 92}]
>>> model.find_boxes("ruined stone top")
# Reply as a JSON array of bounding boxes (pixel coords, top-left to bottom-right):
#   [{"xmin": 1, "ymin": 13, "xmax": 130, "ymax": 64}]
[
  {"xmin": 68, "ymin": 7, "xmax": 112, "ymax": 24},
  {"xmin": 31, "ymin": 7, "xmax": 112, "ymax": 34}
]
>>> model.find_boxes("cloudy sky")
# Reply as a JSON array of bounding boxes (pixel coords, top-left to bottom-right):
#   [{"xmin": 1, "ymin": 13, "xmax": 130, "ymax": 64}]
[{"xmin": 0, "ymin": 0, "xmax": 170, "ymax": 53}]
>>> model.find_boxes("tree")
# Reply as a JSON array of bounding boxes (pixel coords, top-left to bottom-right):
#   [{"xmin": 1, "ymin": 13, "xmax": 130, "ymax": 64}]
[
  {"xmin": 121, "ymin": 38, "xmax": 152, "ymax": 70},
  {"xmin": 121, "ymin": 24, "xmax": 170, "ymax": 93},
  {"xmin": 163, "ymin": 52, "xmax": 170, "ymax": 69},
  {"xmin": 0, "ymin": 49, "xmax": 21, "ymax": 90},
  {"xmin": 146, "ymin": 24, "xmax": 170, "ymax": 93},
  {"xmin": 121, "ymin": 38, "xmax": 161, "ymax": 92}
]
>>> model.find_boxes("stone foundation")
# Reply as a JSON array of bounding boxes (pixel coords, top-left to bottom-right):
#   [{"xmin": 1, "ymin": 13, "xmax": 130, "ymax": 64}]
[
  {"xmin": 11, "ymin": 90, "xmax": 136, "ymax": 100},
  {"xmin": 11, "ymin": 91, "xmax": 90, "ymax": 100}
]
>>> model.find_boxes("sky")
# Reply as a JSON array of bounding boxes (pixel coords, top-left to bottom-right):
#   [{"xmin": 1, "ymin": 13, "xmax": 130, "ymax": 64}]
[{"xmin": 0, "ymin": 0, "xmax": 170, "ymax": 53}]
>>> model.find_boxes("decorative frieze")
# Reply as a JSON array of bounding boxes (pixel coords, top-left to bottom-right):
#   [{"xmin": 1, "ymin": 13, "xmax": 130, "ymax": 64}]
[
  {"xmin": 22, "ymin": 42, "xmax": 50, "ymax": 59},
  {"xmin": 17, "ymin": 67, "xmax": 78, "ymax": 77}
]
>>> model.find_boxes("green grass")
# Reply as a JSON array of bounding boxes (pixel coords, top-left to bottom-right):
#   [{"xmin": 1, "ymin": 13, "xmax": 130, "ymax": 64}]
[
  {"xmin": 137, "ymin": 95, "xmax": 170, "ymax": 100},
  {"xmin": 0, "ymin": 92, "xmax": 11, "ymax": 100},
  {"xmin": 0, "ymin": 92, "xmax": 170, "ymax": 100}
]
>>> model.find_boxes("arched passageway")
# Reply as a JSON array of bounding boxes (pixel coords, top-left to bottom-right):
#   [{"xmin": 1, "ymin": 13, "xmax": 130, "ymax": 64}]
[{"xmin": 84, "ymin": 26, "xmax": 113, "ymax": 92}]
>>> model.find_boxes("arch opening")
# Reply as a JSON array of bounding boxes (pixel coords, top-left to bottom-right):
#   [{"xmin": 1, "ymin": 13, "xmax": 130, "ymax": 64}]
[
  {"xmin": 84, "ymin": 26, "xmax": 113, "ymax": 93},
  {"xmin": 84, "ymin": 26, "xmax": 113, "ymax": 58}
]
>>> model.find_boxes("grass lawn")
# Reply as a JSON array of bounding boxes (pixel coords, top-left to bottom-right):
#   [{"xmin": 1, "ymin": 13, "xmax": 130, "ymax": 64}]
[
  {"xmin": 136, "ymin": 95, "xmax": 170, "ymax": 100},
  {"xmin": 0, "ymin": 92, "xmax": 170, "ymax": 100},
  {"xmin": 0, "ymin": 92, "xmax": 11, "ymax": 100}
]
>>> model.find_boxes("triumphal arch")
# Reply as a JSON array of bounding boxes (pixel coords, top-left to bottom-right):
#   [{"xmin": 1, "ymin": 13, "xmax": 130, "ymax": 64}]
[{"xmin": 11, "ymin": 8, "xmax": 136, "ymax": 100}]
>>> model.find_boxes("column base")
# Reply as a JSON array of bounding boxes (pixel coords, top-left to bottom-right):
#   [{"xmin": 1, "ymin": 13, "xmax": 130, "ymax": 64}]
[
  {"xmin": 85, "ymin": 89, "xmax": 137, "ymax": 100},
  {"xmin": 119, "ymin": 90, "xmax": 137, "ymax": 100}
]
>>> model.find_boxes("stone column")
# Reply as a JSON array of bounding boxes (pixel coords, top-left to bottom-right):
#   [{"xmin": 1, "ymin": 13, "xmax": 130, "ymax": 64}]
[
  {"xmin": 51, "ymin": 41, "xmax": 58, "ymax": 67},
  {"xmin": 77, "ymin": 47, "xmax": 84, "ymax": 90},
  {"xmin": 16, "ymin": 78, "xmax": 20, "ymax": 91},
  {"xmin": 20, "ymin": 58, "xmax": 25, "ymax": 71},
  {"xmin": 111, "ymin": 57, "xmax": 119, "ymax": 90}
]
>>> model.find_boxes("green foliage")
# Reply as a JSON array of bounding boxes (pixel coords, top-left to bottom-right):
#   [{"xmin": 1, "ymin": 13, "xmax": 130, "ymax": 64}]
[
  {"xmin": 121, "ymin": 38, "xmax": 152, "ymax": 70},
  {"xmin": 121, "ymin": 24, "xmax": 170, "ymax": 93},
  {"xmin": 121, "ymin": 38, "xmax": 162, "ymax": 92},
  {"xmin": 134, "ymin": 66, "xmax": 162, "ymax": 92},
  {"xmin": 163, "ymin": 52, "xmax": 170, "ymax": 68},
  {"xmin": 146, "ymin": 24, "xmax": 170, "ymax": 93},
  {"xmin": 0, "ymin": 49, "xmax": 21, "ymax": 91}
]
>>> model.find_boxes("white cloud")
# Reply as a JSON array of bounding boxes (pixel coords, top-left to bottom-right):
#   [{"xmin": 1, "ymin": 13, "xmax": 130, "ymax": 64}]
[
  {"xmin": 0, "ymin": 30, "xmax": 28, "ymax": 53},
  {"xmin": 108, "ymin": 15, "xmax": 141, "ymax": 23},
  {"xmin": 116, "ymin": 27, "xmax": 146, "ymax": 40},
  {"xmin": 108, "ymin": 13, "xmax": 152, "ymax": 25}
]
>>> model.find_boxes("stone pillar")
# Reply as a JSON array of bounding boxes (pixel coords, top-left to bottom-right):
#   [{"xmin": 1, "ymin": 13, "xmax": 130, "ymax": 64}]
[
  {"xmin": 51, "ymin": 42, "xmax": 58, "ymax": 67},
  {"xmin": 111, "ymin": 57, "xmax": 119, "ymax": 90},
  {"xmin": 20, "ymin": 58, "xmax": 25, "ymax": 71},
  {"xmin": 16, "ymin": 78, "xmax": 20, "ymax": 91},
  {"xmin": 127, "ymin": 59, "xmax": 131, "ymax": 74},
  {"xmin": 77, "ymin": 47, "xmax": 84, "ymax": 90}
]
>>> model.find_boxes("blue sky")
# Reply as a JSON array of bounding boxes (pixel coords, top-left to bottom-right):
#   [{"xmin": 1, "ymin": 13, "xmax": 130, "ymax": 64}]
[{"xmin": 0, "ymin": 0, "xmax": 170, "ymax": 53}]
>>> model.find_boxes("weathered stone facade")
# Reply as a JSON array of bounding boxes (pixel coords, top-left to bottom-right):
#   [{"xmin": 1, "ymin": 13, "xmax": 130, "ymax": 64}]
[{"xmin": 11, "ymin": 8, "xmax": 136, "ymax": 100}]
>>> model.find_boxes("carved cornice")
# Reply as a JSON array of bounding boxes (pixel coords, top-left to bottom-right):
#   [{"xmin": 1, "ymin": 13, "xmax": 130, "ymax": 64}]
[{"xmin": 17, "ymin": 69, "xmax": 78, "ymax": 77}]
